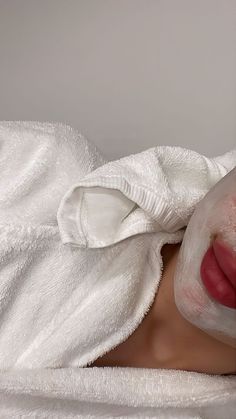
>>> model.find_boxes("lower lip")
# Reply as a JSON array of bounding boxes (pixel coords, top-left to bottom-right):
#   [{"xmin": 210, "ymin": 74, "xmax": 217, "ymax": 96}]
[{"xmin": 200, "ymin": 246, "xmax": 236, "ymax": 309}]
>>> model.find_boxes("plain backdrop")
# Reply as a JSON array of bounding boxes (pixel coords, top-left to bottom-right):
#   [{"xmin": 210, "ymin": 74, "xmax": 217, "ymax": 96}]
[{"xmin": 0, "ymin": 0, "xmax": 235, "ymax": 160}]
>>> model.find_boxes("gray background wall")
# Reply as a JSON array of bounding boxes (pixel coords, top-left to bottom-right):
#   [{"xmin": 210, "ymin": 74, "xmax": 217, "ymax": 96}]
[{"xmin": 0, "ymin": 0, "xmax": 235, "ymax": 160}]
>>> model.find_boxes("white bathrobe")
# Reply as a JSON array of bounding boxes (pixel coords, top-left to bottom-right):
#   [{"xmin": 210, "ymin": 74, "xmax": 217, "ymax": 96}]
[{"xmin": 0, "ymin": 121, "xmax": 235, "ymax": 418}]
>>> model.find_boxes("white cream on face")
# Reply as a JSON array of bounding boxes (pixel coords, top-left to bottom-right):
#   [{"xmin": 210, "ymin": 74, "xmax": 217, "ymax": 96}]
[{"xmin": 173, "ymin": 167, "xmax": 236, "ymax": 348}]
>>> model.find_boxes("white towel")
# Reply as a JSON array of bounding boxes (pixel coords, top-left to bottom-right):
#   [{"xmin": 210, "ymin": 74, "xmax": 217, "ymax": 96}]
[
  {"xmin": 0, "ymin": 121, "xmax": 235, "ymax": 418},
  {"xmin": 0, "ymin": 367, "xmax": 235, "ymax": 418}
]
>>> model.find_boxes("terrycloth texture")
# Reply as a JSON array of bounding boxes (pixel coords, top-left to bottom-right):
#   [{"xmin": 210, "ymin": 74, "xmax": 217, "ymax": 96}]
[
  {"xmin": 57, "ymin": 142, "xmax": 236, "ymax": 249},
  {"xmin": 0, "ymin": 367, "xmax": 236, "ymax": 418},
  {"xmin": 0, "ymin": 120, "xmax": 235, "ymax": 370},
  {"xmin": 0, "ymin": 121, "xmax": 235, "ymax": 418}
]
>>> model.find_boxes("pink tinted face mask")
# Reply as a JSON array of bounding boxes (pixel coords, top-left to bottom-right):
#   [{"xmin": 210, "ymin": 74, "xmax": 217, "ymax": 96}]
[{"xmin": 173, "ymin": 167, "xmax": 236, "ymax": 349}]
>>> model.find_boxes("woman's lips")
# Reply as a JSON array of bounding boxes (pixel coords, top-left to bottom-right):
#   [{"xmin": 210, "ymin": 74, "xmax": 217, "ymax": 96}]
[
  {"xmin": 212, "ymin": 238, "xmax": 236, "ymax": 289},
  {"xmin": 200, "ymin": 241, "xmax": 236, "ymax": 309}
]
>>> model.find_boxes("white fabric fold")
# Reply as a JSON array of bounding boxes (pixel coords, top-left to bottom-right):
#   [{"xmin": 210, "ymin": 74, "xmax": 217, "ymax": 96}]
[
  {"xmin": 0, "ymin": 367, "xmax": 236, "ymax": 418},
  {"xmin": 57, "ymin": 146, "xmax": 235, "ymax": 248}
]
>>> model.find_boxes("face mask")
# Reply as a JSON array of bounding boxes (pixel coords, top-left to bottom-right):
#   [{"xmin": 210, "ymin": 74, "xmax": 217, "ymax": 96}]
[{"xmin": 173, "ymin": 167, "xmax": 236, "ymax": 349}]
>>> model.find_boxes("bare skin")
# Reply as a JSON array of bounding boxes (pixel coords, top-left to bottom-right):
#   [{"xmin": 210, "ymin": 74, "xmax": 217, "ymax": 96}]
[{"xmin": 89, "ymin": 243, "xmax": 236, "ymax": 375}]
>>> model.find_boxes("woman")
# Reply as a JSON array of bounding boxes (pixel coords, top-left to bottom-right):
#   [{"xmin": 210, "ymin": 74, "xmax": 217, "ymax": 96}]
[
  {"xmin": 88, "ymin": 150, "xmax": 236, "ymax": 375},
  {"xmin": 0, "ymin": 121, "xmax": 235, "ymax": 375}
]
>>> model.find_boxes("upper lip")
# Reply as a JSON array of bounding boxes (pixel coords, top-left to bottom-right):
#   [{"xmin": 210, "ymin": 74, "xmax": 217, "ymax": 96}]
[{"xmin": 212, "ymin": 238, "xmax": 236, "ymax": 290}]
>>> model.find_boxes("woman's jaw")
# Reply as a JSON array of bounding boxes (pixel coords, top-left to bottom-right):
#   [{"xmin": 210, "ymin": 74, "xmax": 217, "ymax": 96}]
[{"xmin": 173, "ymin": 167, "xmax": 236, "ymax": 349}]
